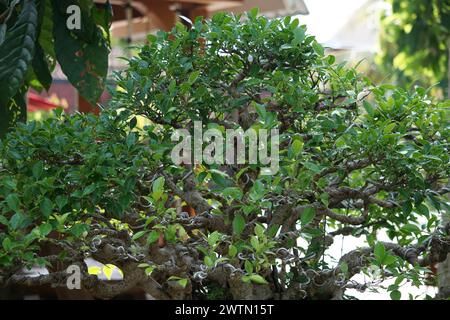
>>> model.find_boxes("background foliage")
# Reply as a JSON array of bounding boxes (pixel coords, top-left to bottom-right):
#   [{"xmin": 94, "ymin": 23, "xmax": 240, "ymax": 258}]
[
  {"xmin": 378, "ymin": 0, "xmax": 450, "ymax": 97},
  {"xmin": 0, "ymin": 0, "xmax": 111, "ymax": 137}
]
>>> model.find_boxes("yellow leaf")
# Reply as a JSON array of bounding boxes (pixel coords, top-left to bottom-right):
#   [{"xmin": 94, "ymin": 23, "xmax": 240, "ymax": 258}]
[
  {"xmin": 103, "ymin": 264, "xmax": 114, "ymax": 280},
  {"xmin": 88, "ymin": 266, "xmax": 101, "ymax": 276},
  {"xmin": 103, "ymin": 264, "xmax": 124, "ymax": 280}
]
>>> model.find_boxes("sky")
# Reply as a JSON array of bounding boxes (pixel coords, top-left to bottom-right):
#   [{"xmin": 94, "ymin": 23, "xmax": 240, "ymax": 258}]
[{"xmin": 297, "ymin": 0, "xmax": 369, "ymax": 43}]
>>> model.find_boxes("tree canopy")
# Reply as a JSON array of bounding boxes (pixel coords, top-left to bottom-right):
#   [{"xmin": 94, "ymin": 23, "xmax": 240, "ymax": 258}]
[{"xmin": 0, "ymin": 11, "xmax": 449, "ymax": 300}]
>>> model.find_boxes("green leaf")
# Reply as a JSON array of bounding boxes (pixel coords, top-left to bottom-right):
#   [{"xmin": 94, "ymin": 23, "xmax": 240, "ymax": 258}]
[
  {"xmin": 32, "ymin": 42, "xmax": 53, "ymax": 91},
  {"xmin": 232, "ymin": 214, "xmax": 245, "ymax": 236},
  {"xmin": 132, "ymin": 230, "xmax": 147, "ymax": 241},
  {"xmin": 211, "ymin": 170, "xmax": 231, "ymax": 188},
  {"xmin": 248, "ymin": 7, "xmax": 259, "ymax": 19},
  {"xmin": 39, "ymin": 223, "xmax": 53, "ymax": 237},
  {"xmin": 152, "ymin": 176, "xmax": 165, "ymax": 201},
  {"xmin": 250, "ymin": 236, "xmax": 259, "ymax": 250},
  {"xmin": 91, "ymin": 0, "xmax": 113, "ymax": 41},
  {"xmin": 312, "ymin": 41, "xmax": 324, "ymax": 56},
  {"xmin": 244, "ymin": 260, "xmax": 253, "ymax": 274},
  {"xmin": 32, "ymin": 161, "xmax": 44, "ymax": 179},
  {"xmin": 178, "ymin": 278, "xmax": 188, "ymax": 288},
  {"xmin": 374, "ymin": 242, "xmax": 386, "ymax": 262},
  {"xmin": 69, "ymin": 223, "xmax": 89, "ymax": 237},
  {"xmin": 300, "ymin": 207, "xmax": 316, "ymax": 226},
  {"xmin": 267, "ymin": 224, "xmax": 280, "ymax": 238},
  {"xmin": 129, "ymin": 116, "xmax": 137, "ymax": 129},
  {"xmin": 221, "ymin": 187, "xmax": 243, "ymax": 200},
  {"xmin": 326, "ymin": 55, "xmax": 336, "ymax": 65},
  {"xmin": 38, "ymin": 0, "xmax": 55, "ymax": 61},
  {"xmin": 146, "ymin": 230, "xmax": 160, "ymax": 245},
  {"xmin": 9, "ymin": 213, "xmax": 24, "ymax": 230},
  {"xmin": 204, "ymin": 255, "xmax": 214, "ymax": 267},
  {"xmin": 126, "ymin": 132, "xmax": 136, "ymax": 148},
  {"xmin": 82, "ymin": 184, "xmax": 97, "ymax": 196},
  {"xmin": 6, "ymin": 193, "xmax": 20, "ymax": 212},
  {"xmin": 2, "ymin": 237, "xmax": 12, "ymax": 251},
  {"xmin": 138, "ymin": 263, "xmax": 149, "ymax": 268},
  {"xmin": 188, "ymin": 71, "xmax": 200, "ymax": 84},
  {"xmin": 228, "ymin": 244, "xmax": 238, "ymax": 258},
  {"xmin": 290, "ymin": 139, "xmax": 304, "ymax": 157},
  {"xmin": 254, "ymin": 224, "xmax": 265, "ymax": 238},
  {"xmin": 249, "ymin": 180, "xmax": 265, "ymax": 201},
  {"xmin": 383, "ymin": 122, "xmax": 396, "ymax": 134},
  {"xmin": 208, "ymin": 231, "xmax": 221, "ymax": 246},
  {"xmin": 249, "ymin": 274, "xmax": 268, "ymax": 285},
  {"xmin": 401, "ymin": 223, "xmax": 421, "ymax": 234},
  {"xmin": 292, "ymin": 27, "xmax": 306, "ymax": 46},
  {"xmin": 390, "ymin": 290, "xmax": 401, "ymax": 300},
  {"xmin": 144, "ymin": 266, "xmax": 154, "ymax": 276},
  {"xmin": 416, "ymin": 204, "xmax": 429, "ymax": 217},
  {"xmin": 320, "ymin": 193, "xmax": 329, "ymax": 206},
  {"xmin": 254, "ymin": 103, "xmax": 266, "ymax": 120},
  {"xmin": 0, "ymin": 0, "xmax": 38, "ymax": 104},
  {"xmin": 52, "ymin": 0, "xmax": 110, "ymax": 105},
  {"xmin": 340, "ymin": 262, "xmax": 348, "ymax": 274},
  {"xmin": 55, "ymin": 195, "xmax": 68, "ymax": 210},
  {"xmin": 383, "ymin": 255, "xmax": 397, "ymax": 266},
  {"xmin": 40, "ymin": 197, "xmax": 54, "ymax": 217},
  {"xmin": 303, "ymin": 162, "xmax": 321, "ymax": 173},
  {"xmin": 363, "ymin": 100, "xmax": 374, "ymax": 117},
  {"xmin": 147, "ymin": 34, "xmax": 157, "ymax": 43},
  {"xmin": 0, "ymin": 215, "xmax": 8, "ymax": 227}
]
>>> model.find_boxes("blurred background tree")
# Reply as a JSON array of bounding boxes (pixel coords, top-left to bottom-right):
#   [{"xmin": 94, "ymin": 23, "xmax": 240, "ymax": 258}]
[{"xmin": 377, "ymin": 0, "xmax": 450, "ymax": 98}]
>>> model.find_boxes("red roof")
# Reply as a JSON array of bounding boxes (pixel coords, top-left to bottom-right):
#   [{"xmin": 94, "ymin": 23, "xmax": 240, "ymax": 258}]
[{"xmin": 27, "ymin": 92, "xmax": 60, "ymax": 112}]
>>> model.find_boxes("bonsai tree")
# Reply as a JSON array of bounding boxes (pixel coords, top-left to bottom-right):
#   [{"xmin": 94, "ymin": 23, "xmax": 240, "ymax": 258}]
[{"xmin": 0, "ymin": 11, "xmax": 449, "ymax": 300}]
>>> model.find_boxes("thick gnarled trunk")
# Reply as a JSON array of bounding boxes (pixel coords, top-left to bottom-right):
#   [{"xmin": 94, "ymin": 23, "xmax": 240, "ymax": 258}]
[{"xmin": 437, "ymin": 188, "xmax": 450, "ymax": 298}]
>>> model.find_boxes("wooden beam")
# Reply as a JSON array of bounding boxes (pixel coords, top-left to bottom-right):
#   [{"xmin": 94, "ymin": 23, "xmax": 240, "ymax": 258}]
[
  {"xmin": 169, "ymin": 0, "xmax": 240, "ymax": 4},
  {"xmin": 111, "ymin": 17, "xmax": 155, "ymax": 39},
  {"xmin": 78, "ymin": 95, "xmax": 100, "ymax": 114},
  {"xmin": 207, "ymin": 0, "xmax": 309, "ymax": 17}
]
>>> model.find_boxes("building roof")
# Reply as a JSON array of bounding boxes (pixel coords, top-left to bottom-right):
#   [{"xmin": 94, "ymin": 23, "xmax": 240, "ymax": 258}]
[
  {"xmin": 323, "ymin": 0, "xmax": 383, "ymax": 53},
  {"xmin": 207, "ymin": 0, "xmax": 309, "ymax": 18},
  {"xmin": 96, "ymin": 0, "xmax": 309, "ymax": 39}
]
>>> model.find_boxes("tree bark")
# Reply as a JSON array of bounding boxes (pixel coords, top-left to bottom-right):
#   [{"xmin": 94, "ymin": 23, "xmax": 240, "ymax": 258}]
[
  {"xmin": 436, "ymin": 40, "xmax": 450, "ymax": 299},
  {"xmin": 437, "ymin": 182, "xmax": 450, "ymax": 298}
]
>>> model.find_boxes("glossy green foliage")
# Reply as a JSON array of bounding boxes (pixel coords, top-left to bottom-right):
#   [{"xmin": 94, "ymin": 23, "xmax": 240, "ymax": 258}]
[
  {"xmin": 0, "ymin": 109, "xmax": 151, "ymax": 268},
  {"xmin": 0, "ymin": 0, "xmax": 37, "ymax": 105},
  {"xmin": 52, "ymin": 0, "xmax": 110, "ymax": 106},
  {"xmin": 0, "ymin": 0, "xmax": 111, "ymax": 137}
]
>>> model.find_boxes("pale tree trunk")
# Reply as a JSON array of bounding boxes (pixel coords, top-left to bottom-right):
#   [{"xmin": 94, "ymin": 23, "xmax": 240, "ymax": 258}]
[{"xmin": 437, "ymin": 208, "xmax": 450, "ymax": 298}]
